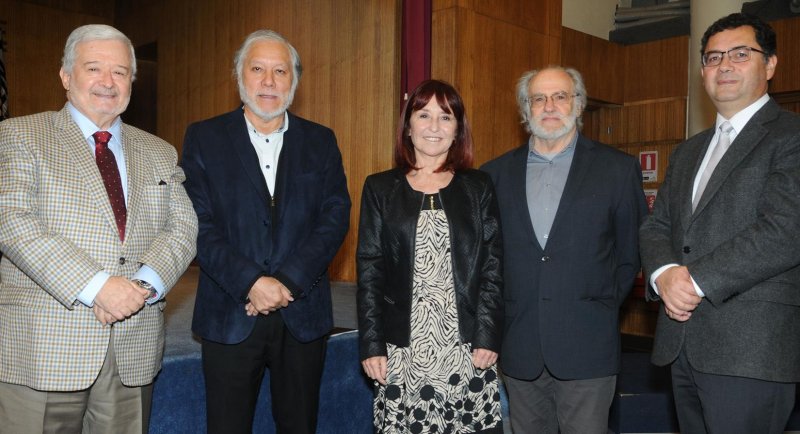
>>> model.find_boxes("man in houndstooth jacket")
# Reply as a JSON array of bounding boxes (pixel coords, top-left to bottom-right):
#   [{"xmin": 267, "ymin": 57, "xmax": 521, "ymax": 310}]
[{"xmin": 0, "ymin": 24, "xmax": 197, "ymax": 432}]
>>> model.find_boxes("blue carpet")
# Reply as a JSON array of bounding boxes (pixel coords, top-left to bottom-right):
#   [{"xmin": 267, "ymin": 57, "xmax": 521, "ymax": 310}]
[
  {"xmin": 158, "ymin": 269, "xmax": 797, "ymax": 433},
  {"xmin": 150, "ymin": 331, "xmax": 374, "ymax": 434}
]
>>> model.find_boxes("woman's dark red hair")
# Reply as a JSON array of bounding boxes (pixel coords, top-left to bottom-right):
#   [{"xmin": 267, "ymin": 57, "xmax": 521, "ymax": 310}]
[{"xmin": 394, "ymin": 79, "xmax": 474, "ymax": 173}]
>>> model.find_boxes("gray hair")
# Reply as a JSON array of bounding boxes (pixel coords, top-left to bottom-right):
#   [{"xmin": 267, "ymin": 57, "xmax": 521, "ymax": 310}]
[
  {"xmin": 62, "ymin": 24, "xmax": 137, "ymax": 80},
  {"xmin": 516, "ymin": 66, "xmax": 587, "ymax": 132},
  {"xmin": 234, "ymin": 30, "xmax": 302, "ymax": 97}
]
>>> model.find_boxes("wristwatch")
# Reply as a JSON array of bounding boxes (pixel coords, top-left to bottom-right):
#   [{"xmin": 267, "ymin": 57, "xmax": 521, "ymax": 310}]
[{"xmin": 132, "ymin": 279, "xmax": 158, "ymax": 302}]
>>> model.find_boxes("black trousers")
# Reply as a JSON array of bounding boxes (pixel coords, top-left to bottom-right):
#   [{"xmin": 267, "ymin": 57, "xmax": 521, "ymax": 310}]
[
  {"xmin": 202, "ymin": 312, "xmax": 327, "ymax": 434},
  {"xmin": 671, "ymin": 349, "xmax": 796, "ymax": 434}
]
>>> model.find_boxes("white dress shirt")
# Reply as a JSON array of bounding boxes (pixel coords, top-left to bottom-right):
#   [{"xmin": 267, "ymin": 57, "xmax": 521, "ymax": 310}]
[{"xmin": 245, "ymin": 111, "xmax": 289, "ymax": 195}]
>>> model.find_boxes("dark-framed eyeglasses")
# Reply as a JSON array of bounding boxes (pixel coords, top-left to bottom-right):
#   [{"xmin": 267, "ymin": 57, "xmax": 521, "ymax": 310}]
[
  {"xmin": 701, "ymin": 46, "xmax": 767, "ymax": 67},
  {"xmin": 526, "ymin": 91, "xmax": 579, "ymax": 108}
]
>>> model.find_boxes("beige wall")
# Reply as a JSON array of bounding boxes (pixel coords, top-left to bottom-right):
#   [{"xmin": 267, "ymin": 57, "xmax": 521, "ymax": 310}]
[{"xmin": 562, "ymin": 0, "xmax": 619, "ymax": 40}]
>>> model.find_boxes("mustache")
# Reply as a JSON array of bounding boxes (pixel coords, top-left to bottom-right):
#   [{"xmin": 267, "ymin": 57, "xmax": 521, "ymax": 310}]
[
  {"xmin": 534, "ymin": 111, "xmax": 570, "ymax": 122},
  {"xmin": 90, "ymin": 88, "xmax": 119, "ymax": 97}
]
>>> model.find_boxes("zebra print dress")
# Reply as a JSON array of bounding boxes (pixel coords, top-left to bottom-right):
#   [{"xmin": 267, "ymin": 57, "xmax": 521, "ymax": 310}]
[{"xmin": 374, "ymin": 194, "xmax": 501, "ymax": 434}]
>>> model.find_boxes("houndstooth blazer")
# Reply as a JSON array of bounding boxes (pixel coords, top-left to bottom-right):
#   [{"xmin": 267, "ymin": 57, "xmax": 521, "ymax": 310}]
[{"xmin": 0, "ymin": 105, "xmax": 197, "ymax": 391}]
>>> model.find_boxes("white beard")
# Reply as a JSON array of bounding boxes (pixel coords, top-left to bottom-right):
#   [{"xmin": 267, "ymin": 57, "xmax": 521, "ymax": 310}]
[
  {"xmin": 238, "ymin": 82, "xmax": 294, "ymax": 122},
  {"xmin": 529, "ymin": 111, "xmax": 577, "ymax": 141}
]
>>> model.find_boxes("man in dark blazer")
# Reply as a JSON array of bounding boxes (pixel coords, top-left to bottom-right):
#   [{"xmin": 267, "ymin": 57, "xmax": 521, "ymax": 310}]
[
  {"xmin": 482, "ymin": 66, "xmax": 646, "ymax": 433},
  {"xmin": 181, "ymin": 30, "xmax": 350, "ymax": 434},
  {"xmin": 640, "ymin": 13, "xmax": 800, "ymax": 434}
]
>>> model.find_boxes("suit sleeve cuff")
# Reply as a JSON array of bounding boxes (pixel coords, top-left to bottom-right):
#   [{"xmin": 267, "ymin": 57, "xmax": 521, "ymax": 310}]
[{"xmin": 273, "ymin": 271, "xmax": 303, "ymax": 298}]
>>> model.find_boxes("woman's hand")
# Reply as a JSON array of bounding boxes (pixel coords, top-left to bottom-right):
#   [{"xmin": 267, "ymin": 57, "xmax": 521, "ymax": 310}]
[
  {"xmin": 362, "ymin": 356, "xmax": 388, "ymax": 385},
  {"xmin": 472, "ymin": 348, "xmax": 498, "ymax": 370}
]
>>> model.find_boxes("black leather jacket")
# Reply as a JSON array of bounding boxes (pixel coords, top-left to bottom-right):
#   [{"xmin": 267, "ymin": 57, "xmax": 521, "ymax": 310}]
[{"xmin": 356, "ymin": 168, "xmax": 503, "ymax": 361}]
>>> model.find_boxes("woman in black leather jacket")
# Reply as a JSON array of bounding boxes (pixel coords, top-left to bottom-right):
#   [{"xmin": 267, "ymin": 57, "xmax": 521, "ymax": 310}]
[{"xmin": 357, "ymin": 80, "xmax": 504, "ymax": 433}]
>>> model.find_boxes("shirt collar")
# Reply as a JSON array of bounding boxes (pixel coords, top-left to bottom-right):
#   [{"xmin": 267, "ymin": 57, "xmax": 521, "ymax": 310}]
[
  {"xmin": 66, "ymin": 102, "xmax": 122, "ymax": 144},
  {"xmin": 715, "ymin": 93, "xmax": 769, "ymax": 136},
  {"xmin": 528, "ymin": 131, "xmax": 579, "ymax": 159},
  {"xmin": 243, "ymin": 110, "xmax": 290, "ymax": 139}
]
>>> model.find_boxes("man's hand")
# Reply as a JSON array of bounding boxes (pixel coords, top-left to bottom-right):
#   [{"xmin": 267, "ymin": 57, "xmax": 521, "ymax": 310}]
[
  {"xmin": 362, "ymin": 356, "xmax": 388, "ymax": 385},
  {"xmin": 93, "ymin": 276, "xmax": 148, "ymax": 321},
  {"xmin": 245, "ymin": 276, "xmax": 294, "ymax": 316},
  {"xmin": 655, "ymin": 266, "xmax": 702, "ymax": 322},
  {"xmin": 472, "ymin": 348, "xmax": 498, "ymax": 370},
  {"xmin": 92, "ymin": 304, "xmax": 116, "ymax": 326}
]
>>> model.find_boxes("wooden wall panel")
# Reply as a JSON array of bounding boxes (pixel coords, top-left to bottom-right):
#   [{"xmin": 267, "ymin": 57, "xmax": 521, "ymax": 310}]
[
  {"xmin": 432, "ymin": 0, "xmax": 560, "ymax": 166},
  {"xmin": 770, "ymin": 16, "xmax": 800, "ymax": 94},
  {"xmin": 562, "ymin": 30, "xmax": 688, "ymax": 106},
  {"xmin": 115, "ymin": 0, "xmax": 400, "ymax": 282},
  {"xmin": 561, "ymin": 27, "xmax": 623, "ymax": 104},
  {"xmin": 0, "ymin": 0, "xmax": 112, "ymax": 117},
  {"xmin": 624, "ymin": 36, "xmax": 689, "ymax": 102},
  {"xmin": 625, "ymin": 98, "xmax": 686, "ymax": 144},
  {"xmin": 778, "ymin": 101, "xmax": 800, "ymax": 114},
  {"xmin": 620, "ymin": 298, "xmax": 658, "ymax": 337},
  {"xmin": 471, "ymin": 0, "xmax": 550, "ymax": 36}
]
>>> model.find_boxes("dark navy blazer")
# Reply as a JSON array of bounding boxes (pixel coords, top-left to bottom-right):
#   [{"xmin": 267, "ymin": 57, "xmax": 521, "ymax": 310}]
[
  {"xmin": 182, "ymin": 108, "xmax": 351, "ymax": 344},
  {"xmin": 482, "ymin": 134, "xmax": 646, "ymax": 380}
]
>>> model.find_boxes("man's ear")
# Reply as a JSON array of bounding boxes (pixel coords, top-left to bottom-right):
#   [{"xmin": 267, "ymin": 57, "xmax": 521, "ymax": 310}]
[
  {"xmin": 765, "ymin": 55, "xmax": 777, "ymax": 81},
  {"xmin": 59, "ymin": 68, "xmax": 71, "ymax": 91}
]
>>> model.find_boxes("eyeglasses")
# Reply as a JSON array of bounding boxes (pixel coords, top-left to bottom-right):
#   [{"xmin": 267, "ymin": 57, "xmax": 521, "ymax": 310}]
[
  {"xmin": 526, "ymin": 92, "xmax": 579, "ymax": 108},
  {"xmin": 701, "ymin": 46, "xmax": 767, "ymax": 67}
]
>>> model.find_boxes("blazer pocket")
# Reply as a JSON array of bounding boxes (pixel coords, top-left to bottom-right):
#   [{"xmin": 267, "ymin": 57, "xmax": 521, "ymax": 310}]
[
  {"xmin": 579, "ymin": 295, "xmax": 616, "ymax": 309},
  {"xmin": 737, "ymin": 281, "xmax": 800, "ymax": 306}
]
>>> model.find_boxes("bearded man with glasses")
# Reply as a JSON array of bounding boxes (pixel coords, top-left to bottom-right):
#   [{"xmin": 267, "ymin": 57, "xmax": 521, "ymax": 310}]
[
  {"xmin": 481, "ymin": 66, "xmax": 647, "ymax": 434},
  {"xmin": 640, "ymin": 13, "xmax": 800, "ymax": 434}
]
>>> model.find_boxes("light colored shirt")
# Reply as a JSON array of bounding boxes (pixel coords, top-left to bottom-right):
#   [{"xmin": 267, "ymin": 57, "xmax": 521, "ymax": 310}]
[
  {"xmin": 67, "ymin": 103, "xmax": 166, "ymax": 306},
  {"xmin": 245, "ymin": 111, "xmax": 289, "ymax": 195},
  {"xmin": 526, "ymin": 133, "xmax": 577, "ymax": 249},
  {"xmin": 650, "ymin": 93, "xmax": 770, "ymax": 297}
]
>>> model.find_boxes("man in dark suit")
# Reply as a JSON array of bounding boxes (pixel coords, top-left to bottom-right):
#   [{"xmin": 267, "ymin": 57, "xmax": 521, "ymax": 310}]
[
  {"xmin": 181, "ymin": 29, "xmax": 350, "ymax": 434},
  {"xmin": 482, "ymin": 66, "xmax": 646, "ymax": 433},
  {"xmin": 640, "ymin": 13, "xmax": 800, "ymax": 434}
]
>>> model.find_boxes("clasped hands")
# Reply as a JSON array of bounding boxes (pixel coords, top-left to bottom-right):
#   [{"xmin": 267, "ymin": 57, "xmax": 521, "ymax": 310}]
[
  {"xmin": 655, "ymin": 265, "xmax": 702, "ymax": 322},
  {"xmin": 362, "ymin": 348, "xmax": 498, "ymax": 385},
  {"xmin": 245, "ymin": 276, "xmax": 294, "ymax": 316},
  {"xmin": 92, "ymin": 276, "xmax": 151, "ymax": 326}
]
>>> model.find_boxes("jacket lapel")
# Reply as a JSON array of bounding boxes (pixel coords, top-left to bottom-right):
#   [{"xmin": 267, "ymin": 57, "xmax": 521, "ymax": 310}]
[
  {"xmin": 274, "ymin": 113, "xmax": 303, "ymax": 223},
  {"xmin": 508, "ymin": 144, "xmax": 541, "ymax": 250},
  {"xmin": 56, "ymin": 107, "xmax": 121, "ymax": 240},
  {"xmin": 679, "ymin": 129, "xmax": 713, "ymax": 228},
  {"xmin": 546, "ymin": 135, "xmax": 593, "ymax": 247},
  {"xmin": 122, "ymin": 124, "xmax": 147, "ymax": 242},
  {"xmin": 691, "ymin": 100, "xmax": 778, "ymax": 218},
  {"xmin": 226, "ymin": 109, "xmax": 270, "ymax": 207}
]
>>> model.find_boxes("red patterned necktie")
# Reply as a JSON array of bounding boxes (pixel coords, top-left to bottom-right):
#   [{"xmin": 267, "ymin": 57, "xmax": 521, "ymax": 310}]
[{"xmin": 93, "ymin": 131, "xmax": 127, "ymax": 241}]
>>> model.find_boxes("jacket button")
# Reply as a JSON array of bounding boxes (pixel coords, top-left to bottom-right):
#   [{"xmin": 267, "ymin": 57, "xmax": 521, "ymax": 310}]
[
  {"xmin": 263, "ymin": 260, "xmax": 269, "ymax": 266},
  {"xmin": 118, "ymin": 257, "xmax": 126, "ymax": 265},
  {"xmin": 541, "ymin": 256, "xmax": 550, "ymax": 262},
  {"xmin": 683, "ymin": 246, "xmax": 691, "ymax": 253}
]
